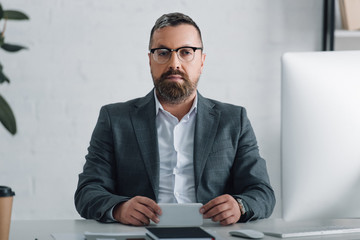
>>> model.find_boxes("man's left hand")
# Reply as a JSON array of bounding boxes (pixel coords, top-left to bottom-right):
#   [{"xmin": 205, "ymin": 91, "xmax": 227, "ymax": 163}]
[{"xmin": 200, "ymin": 194, "xmax": 241, "ymax": 226}]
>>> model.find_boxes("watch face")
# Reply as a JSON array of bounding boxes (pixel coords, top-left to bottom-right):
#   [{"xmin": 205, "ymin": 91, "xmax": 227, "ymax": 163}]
[{"xmin": 237, "ymin": 198, "xmax": 246, "ymax": 214}]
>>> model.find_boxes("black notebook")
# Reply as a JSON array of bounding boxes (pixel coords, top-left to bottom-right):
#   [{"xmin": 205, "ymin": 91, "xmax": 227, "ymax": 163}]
[{"xmin": 146, "ymin": 227, "xmax": 215, "ymax": 240}]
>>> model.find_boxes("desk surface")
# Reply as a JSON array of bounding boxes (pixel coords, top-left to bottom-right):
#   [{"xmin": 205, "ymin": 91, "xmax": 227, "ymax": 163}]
[{"xmin": 10, "ymin": 218, "xmax": 360, "ymax": 240}]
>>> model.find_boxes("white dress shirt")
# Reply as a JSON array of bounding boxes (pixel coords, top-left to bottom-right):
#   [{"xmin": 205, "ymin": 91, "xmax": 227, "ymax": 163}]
[
  {"xmin": 108, "ymin": 92, "xmax": 198, "ymax": 221},
  {"xmin": 155, "ymin": 91, "xmax": 197, "ymax": 203}
]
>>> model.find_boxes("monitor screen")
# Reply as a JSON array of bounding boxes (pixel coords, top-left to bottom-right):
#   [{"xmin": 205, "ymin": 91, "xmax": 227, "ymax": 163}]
[{"xmin": 281, "ymin": 51, "xmax": 360, "ymax": 221}]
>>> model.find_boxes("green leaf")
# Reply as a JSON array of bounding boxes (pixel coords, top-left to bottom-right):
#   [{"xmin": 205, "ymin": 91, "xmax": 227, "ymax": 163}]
[
  {"xmin": 0, "ymin": 94, "xmax": 17, "ymax": 135},
  {"xmin": 0, "ymin": 4, "xmax": 3, "ymax": 20},
  {"xmin": 3, "ymin": 10, "xmax": 29, "ymax": 20},
  {"xmin": 0, "ymin": 69, "xmax": 10, "ymax": 83},
  {"xmin": 1, "ymin": 43, "xmax": 27, "ymax": 52}
]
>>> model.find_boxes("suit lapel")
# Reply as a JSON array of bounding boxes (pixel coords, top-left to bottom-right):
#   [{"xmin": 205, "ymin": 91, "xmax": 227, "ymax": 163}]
[
  {"xmin": 194, "ymin": 93, "xmax": 221, "ymax": 195},
  {"xmin": 130, "ymin": 91, "xmax": 160, "ymax": 200}
]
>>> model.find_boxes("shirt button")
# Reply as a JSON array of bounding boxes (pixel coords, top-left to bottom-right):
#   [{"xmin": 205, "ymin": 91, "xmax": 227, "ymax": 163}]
[{"xmin": 175, "ymin": 192, "xmax": 180, "ymax": 197}]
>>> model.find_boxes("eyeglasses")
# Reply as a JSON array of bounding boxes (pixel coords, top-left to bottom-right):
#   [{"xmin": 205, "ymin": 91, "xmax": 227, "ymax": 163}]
[{"xmin": 150, "ymin": 46, "xmax": 203, "ymax": 64}]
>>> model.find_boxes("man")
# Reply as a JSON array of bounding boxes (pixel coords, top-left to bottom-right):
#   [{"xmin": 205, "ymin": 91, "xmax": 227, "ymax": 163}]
[{"xmin": 75, "ymin": 12, "xmax": 275, "ymax": 226}]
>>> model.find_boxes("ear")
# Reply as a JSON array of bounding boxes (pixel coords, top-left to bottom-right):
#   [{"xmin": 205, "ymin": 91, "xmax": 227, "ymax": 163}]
[
  {"xmin": 148, "ymin": 53, "xmax": 152, "ymax": 67},
  {"xmin": 200, "ymin": 53, "xmax": 206, "ymax": 74}
]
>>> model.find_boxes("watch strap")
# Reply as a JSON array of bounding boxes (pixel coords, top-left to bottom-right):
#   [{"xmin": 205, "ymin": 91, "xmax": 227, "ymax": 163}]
[{"xmin": 236, "ymin": 198, "xmax": 246, "ymax": 215}]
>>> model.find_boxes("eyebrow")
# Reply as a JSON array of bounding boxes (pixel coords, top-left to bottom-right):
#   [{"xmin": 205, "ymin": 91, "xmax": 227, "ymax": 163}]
[
  {"xmin": 153, "ymin": 43, "xmax": 198, "ymax": 49},
  {"xmin": 156, "ymin": 44, "xmax": 169, "ymax": 49}
]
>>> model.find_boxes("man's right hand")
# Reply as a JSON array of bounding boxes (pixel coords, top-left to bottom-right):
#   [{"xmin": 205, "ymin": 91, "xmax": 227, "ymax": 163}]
[{"xmin": 113, "ymin": 196, "xmax": 162, "ymax": 226}]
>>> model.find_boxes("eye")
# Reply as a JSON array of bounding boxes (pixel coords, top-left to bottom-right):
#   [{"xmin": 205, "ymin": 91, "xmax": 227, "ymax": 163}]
[
  {"xmin": 180, "ymin": 48, "xmax": 193, "ymax": 56},
  {"xmin": 156, "ymin": 49, "xmax": 170, "ymax": 57}
]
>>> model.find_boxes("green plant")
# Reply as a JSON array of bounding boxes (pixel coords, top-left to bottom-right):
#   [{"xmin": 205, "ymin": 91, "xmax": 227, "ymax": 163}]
[{"xmin": 0, "ymin": 3, "xmax": 29, "ymax": 135}]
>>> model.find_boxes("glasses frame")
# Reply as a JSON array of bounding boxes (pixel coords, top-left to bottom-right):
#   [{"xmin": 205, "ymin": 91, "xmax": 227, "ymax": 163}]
[{"xmin": 150, "ymin": 46, "xmax": 203, "ymax": 64}]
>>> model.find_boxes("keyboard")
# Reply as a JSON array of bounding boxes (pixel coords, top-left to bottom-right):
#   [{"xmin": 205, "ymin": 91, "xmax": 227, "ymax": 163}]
[{"xmin": 264, "ymin": 225, "xmax": 360, "ymax": 238}]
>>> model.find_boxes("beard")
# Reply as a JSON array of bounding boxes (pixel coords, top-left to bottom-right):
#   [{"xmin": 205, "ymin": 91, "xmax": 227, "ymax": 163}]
[{"xmin": 153, "ymin": 69, "xmax": 198, "ymax": 104}]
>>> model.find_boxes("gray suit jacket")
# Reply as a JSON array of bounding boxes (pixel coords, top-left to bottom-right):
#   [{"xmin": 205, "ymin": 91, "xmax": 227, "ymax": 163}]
[{"xmin": 75, "ymin": 90, "xmax": 275, "ymax": 222}]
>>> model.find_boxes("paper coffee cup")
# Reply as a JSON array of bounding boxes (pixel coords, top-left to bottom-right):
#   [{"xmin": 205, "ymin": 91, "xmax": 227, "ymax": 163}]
[{"xmin": 0, "ymin": 186, "xmax": 15, "ymax": 240}]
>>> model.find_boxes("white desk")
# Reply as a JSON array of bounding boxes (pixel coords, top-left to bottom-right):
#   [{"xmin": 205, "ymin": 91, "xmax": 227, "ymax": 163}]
[{"xmin": 9, "ymin": 218, "xmax": 360, "ymax": 240}]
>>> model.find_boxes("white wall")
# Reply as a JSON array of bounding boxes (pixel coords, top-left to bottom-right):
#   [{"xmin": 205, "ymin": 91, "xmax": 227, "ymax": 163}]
[{"xmin": 0, "ymin": 0, "xmax": 322, "ymax": 220}]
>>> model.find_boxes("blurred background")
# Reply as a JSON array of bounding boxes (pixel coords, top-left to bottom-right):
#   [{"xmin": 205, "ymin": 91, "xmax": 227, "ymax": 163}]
[{"xmin": 0, "ymin": 0, "xmax": 324, "ymax": 219}]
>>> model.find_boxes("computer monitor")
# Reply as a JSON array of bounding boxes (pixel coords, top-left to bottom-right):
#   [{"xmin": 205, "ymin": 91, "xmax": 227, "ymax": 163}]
[{"xmin": 281, "ymin": 51, "xmax": 360, "ymax": 221}]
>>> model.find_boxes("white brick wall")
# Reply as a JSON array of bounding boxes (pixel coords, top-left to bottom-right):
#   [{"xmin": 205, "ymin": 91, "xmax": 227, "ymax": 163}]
[{"xmin": 0, "ymin": 0, "xmax": 322, "ymax": 219}]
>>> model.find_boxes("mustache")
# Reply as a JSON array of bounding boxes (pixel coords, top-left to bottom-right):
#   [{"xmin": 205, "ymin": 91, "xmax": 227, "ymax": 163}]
[{"xmin": 159, "ymin": 69, "xmax": 188, "ymax": 82}]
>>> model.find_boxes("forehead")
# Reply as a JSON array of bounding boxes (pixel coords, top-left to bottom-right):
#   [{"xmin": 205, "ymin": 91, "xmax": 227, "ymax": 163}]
[{"xmin": 151, "ymin": 24, "xmax": 202, "ymax": 49}]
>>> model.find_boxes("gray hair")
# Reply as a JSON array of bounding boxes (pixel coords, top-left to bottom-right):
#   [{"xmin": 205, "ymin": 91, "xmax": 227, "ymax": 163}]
[{"xmin": 149, "ymin": 12, "xmax": 203, "ymax": 50}]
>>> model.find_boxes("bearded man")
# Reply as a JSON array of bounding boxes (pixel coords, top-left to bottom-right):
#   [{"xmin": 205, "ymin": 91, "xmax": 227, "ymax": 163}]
[{"xmin": 75, "ymin": 12, "xmax": 275, "ymax": 226}]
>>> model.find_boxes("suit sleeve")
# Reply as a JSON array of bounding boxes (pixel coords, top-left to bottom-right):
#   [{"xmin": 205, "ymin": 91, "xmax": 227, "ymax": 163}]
[
  {"xmin": 74, "ymin": 106, "xmax": 129, "ymax": 222},
  {"xmin": 231, "ymin": 108, "xmax": 276, "ymax": 222}
]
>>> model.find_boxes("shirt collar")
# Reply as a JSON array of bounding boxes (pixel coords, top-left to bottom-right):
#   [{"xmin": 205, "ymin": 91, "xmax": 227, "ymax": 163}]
[{"xmin": 154, "ymin": 89, "xmax": 198, "ymax": 117}]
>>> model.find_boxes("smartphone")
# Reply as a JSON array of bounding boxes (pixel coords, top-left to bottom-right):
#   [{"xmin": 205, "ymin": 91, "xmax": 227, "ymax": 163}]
[{"xmin": 155, "ymin": 203, "xmax": 203, "ymax": 226}]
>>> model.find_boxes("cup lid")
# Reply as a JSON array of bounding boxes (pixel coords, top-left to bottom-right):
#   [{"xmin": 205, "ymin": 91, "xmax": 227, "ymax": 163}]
[{"xmin": 0, "ymin": 186, "xmax": 15, "ymax": 197}]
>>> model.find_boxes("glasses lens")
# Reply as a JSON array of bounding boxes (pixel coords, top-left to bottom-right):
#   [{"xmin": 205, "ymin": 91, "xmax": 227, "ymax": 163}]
[
  {"xmin": 152, "ymin": 48, "xmax": 198, "ymax": 64},
  {"xmin": 178, "ymin": 48, "xmax": 195, "ymax": 62},
  {"xmin": 154, "ymin": 49, "xmax": 170, "ymax": 64}
]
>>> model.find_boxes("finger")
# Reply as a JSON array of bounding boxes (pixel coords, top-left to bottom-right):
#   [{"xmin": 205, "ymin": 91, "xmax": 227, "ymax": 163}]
[
  {"xmin": 136, "ymin": 196, "xmax": 162, "ymax": 216},
  {"xmin": 115, "ymin": 197, "xmax": 156, "ymax": 225},
  {"xmin": 220, "ymin": 215, "xmax": 237, "ymax": 226},
  {"xmin": 134, "ymin": 203, "xmax": 160, "ymax": 223},
  {"xmin": 211, "ymin": 208, "xmax": 233, "ymax": 222},
  {"xmin": 203, "ymin": 204, "xmax": 226, "ymax": 219},
  {"xmin": 130, "ymin": 210, "xmax": 151, "ymax": 226},
  {"xmin": 128, "ymin": 214, "xmax": 146, "ymax": 226},
  {"xmin": 200, "ymin": 195, "xmax": 229, "ymax": 214},
  {"xmin": 203, "ymin": 201, "xmax": 231, "ymax": 219},
  {"xmin": 201, "ymin": 199, "xmax": 222, "ymax": 215}
]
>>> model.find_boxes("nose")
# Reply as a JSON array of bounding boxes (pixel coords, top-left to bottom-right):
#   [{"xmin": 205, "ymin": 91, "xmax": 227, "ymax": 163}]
[{"xmin": 168, "ymin": 51, "xmax": 180, "ymax": 70}]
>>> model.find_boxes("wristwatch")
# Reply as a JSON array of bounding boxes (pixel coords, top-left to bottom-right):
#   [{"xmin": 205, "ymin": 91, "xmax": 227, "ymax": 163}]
[{"xmin": 236, "ymin": 198, "xmax": 246, "ymax": 215}]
